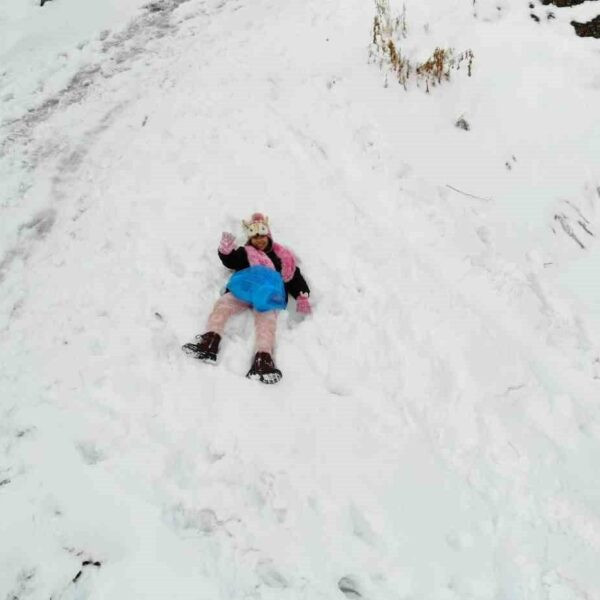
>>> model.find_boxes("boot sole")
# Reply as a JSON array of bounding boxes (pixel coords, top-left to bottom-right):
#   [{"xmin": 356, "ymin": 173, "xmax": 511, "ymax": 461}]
[
  {"xmin": 246, "ymin": 370, "xmax": 282, "ymax": 385},
  {"xmin": 182, "ymin": 345, "xmax": 218, "ymax": 364}
]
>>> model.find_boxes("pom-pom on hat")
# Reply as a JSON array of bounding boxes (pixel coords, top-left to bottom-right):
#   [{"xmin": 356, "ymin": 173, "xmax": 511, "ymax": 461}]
[{"xmin": 243, "ymin": 213, "xmax": 271, "ymax": 239}]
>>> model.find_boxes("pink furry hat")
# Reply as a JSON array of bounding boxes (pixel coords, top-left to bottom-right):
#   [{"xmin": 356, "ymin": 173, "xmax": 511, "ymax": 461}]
[{"xmin": 242, "ymin": 213, "xmax": 271, "ymax": 239}]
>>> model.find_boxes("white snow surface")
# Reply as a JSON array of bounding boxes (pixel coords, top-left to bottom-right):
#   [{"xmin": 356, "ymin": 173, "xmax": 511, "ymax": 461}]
[{"xmin": 1, "ymin": 0, "xmax": 600, "ymax": 598}]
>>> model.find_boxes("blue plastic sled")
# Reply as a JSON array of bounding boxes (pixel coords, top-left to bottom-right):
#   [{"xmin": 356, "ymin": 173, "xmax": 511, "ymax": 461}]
[{"xmin": 227, "ymin": 266, "xmax": 287, "ymax": 312}]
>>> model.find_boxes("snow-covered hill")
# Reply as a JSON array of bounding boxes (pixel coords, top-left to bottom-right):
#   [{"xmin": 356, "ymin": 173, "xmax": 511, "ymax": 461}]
[{"xmin": 1, "ymin": 0, "xmax": 600, "ymax": 598}]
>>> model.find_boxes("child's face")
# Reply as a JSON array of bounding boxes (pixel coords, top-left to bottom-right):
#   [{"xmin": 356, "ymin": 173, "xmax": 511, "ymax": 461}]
[{"xmin": 250, "ymin": 235, "xmax": 269, "ymax": 251}]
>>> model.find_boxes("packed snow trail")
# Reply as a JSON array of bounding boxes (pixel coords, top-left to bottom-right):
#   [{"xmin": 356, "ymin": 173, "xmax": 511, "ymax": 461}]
[{"xmin": 1, "ymin": 0, "xmax": 600, "ymax": 598}]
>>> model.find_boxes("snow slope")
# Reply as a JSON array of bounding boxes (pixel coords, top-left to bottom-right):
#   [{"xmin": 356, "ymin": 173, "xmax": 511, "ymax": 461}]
[{"xmin": 1, "ymin": 0, "xmax": 600, "ymax": 598}]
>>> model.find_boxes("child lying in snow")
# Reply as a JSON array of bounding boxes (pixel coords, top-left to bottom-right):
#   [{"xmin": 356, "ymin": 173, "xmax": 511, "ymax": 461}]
[{"xmin": 182, "ymin": 213, "xmax": 311, "ymax": 384}]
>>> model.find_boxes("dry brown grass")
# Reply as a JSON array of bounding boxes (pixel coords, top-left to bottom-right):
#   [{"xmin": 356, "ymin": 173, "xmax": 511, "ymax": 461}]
[
  {"xmin": 370, "ymin": 1, "xmax": 474, "ymax": 92},
  {"xmin": 415, "ymin": 48, "xmax": 474, "ymax": 92}
]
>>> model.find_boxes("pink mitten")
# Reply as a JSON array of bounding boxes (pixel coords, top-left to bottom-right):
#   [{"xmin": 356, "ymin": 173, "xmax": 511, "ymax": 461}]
[
  {"xmin": 296, "ymin": 293, "xmax": 311, "ymax": 315},
  {"xmin": 219, "ymin": 232, "xmax": 236, "ymax": 254}
]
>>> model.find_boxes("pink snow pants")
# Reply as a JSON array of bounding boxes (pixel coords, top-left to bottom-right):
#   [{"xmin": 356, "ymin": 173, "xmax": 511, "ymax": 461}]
[{"xmin": 206, "ymin": 293, "xmax": 278, "ymax": 354}]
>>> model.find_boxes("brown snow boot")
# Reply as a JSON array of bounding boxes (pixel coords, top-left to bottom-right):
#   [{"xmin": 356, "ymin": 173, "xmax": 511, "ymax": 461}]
[
  {"xmin": 246, "ymin": 352, "xmax": 282, "ymax": 385},
  {"xmin": 182, "ymin": 331, "xmax": 221, "ymax": 364}
]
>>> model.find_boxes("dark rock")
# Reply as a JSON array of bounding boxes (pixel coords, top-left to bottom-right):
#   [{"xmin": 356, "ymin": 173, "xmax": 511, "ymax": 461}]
[
  {"xmin": 542, "ymin": 0, "xmax": 594, "ymax": 6},
  {"xmin": 338, "ymin": 576, "xmax": 362, "ymax": 599},
  {"xmin": 572, "ymin": 15, "xmax": 600, "ymax": 37},
  {"xmin": 455, "ymin": 117, "xmax": 470, "ymax": 131}
]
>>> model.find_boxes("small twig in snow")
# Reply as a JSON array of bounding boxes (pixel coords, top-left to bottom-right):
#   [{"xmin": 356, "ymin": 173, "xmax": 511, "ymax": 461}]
[
  {"xmin": 564, "ymin": 199, "xmax": 590, "ymax": 224},
  {"xmin": 554, "ymin": 214, "xmax": 585, "ymax": 249},
  {"xmin": 72, "ymin": 560, "xmax": 102, "ymax": 584},
  {"xmin": 445, "ymin": 184, "xmax": 491, "ymax": 202},
  {"xmin": 578, "ymin": 220, "xmax": 594, "ymax": 237}
]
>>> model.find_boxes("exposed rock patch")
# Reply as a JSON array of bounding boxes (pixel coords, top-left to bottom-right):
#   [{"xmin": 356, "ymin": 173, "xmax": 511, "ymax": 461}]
[
  {"xmin": 541, "ymin": 0, "xmax": 596, "ymax": 5},
  {"xmin": 538, "ymin": 0, "xmax": 600, "ymax": 38},
  {"xmin": 571, "ymin": 14, "xmax": 600, "ymax": 37}
]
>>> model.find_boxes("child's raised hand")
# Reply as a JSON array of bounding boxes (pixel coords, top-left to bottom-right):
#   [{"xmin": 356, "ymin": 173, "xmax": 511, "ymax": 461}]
[{"xmin": 219, "ymin": 232, "xmax": 236, "ymax": 254}]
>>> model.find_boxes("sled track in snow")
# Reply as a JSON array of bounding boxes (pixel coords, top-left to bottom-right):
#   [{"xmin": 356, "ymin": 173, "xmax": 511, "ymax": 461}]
[
  {"xmin": 0, "ymin": 0, "xmax": 207, "ymax": 288},
  {"xmin": 0, "ymin": 0, "xmax": 194, "ymax": 170}
]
